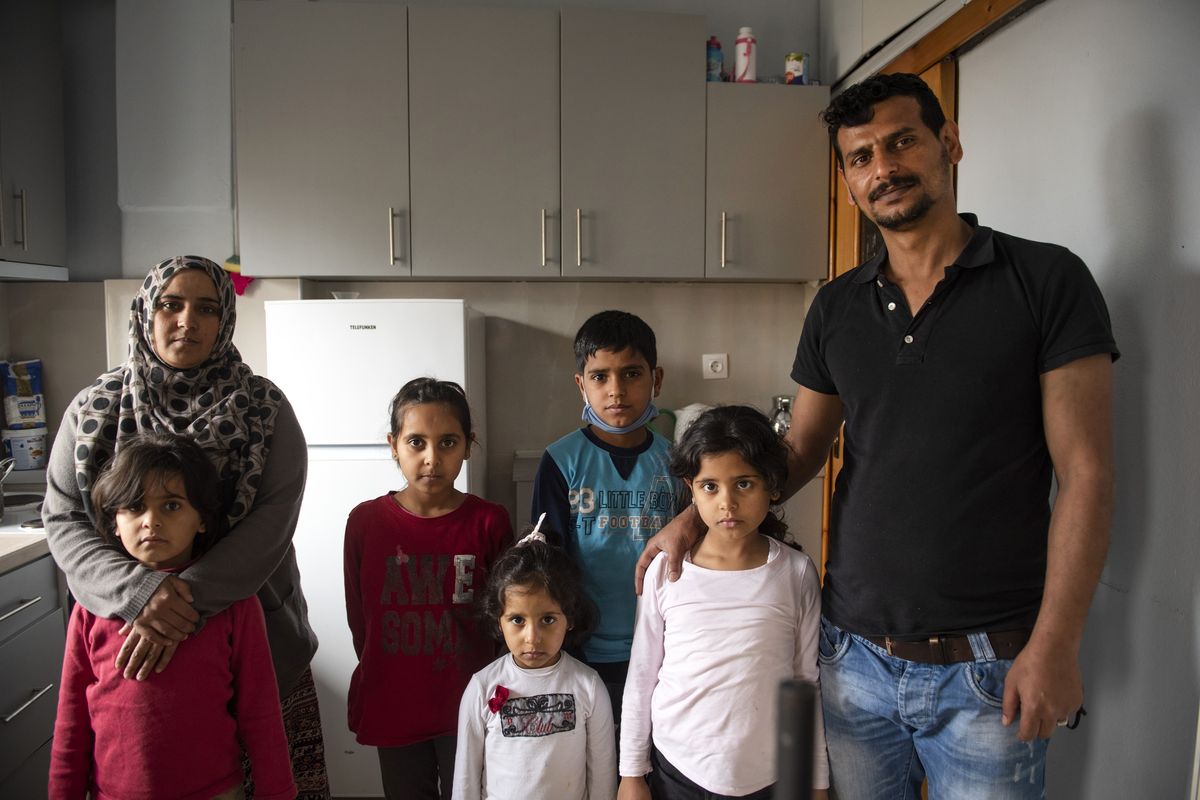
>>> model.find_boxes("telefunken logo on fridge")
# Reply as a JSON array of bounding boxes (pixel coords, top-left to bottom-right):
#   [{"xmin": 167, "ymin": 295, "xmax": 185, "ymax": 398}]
[{"xmin": 349, "ymin": 324, "xmax": 377, "ymax": 330}]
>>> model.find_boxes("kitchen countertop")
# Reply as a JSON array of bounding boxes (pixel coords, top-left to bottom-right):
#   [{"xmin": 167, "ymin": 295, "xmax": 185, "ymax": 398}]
[{"xmin": 0, "ymin": 505, "xmax": 49, "ymax": 574}]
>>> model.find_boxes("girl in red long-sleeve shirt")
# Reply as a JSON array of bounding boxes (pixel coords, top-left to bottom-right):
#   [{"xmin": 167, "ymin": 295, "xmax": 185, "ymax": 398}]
[
  {"xmin": 49, "ymin": 433, "xmax": 295, "ymax": 800},
  {"xmin": 344, "ymin": 378, "xmax": 511, "ymax": 800}
]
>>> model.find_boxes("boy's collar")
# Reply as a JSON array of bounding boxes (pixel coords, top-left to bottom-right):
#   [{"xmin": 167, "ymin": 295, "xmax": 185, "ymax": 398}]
[{"xmin": 581, "ymin": 425, "xmax": 656, "ymax": 455}]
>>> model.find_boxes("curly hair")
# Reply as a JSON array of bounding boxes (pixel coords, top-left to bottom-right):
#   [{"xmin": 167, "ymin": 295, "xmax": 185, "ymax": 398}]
[
  {"xmin": 89, "ymin": 432, "xmax": 226, "ymax": 557},
  {"xmin": 479, "ymin": 531, "xmax": 598, "ymax": 650},
  {"xmin": 820, "ymin": 72, "xmax": 947, "ymax": 167},
  {"xmin": 669, "ymin": 405, "xmax": 792, "ymax": 542}
]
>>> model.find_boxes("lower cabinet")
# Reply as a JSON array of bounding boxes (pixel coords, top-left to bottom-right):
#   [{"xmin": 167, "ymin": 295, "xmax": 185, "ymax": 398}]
[{"xmin": 0, "ymin": 555, "xmax": 67, "ymax": 798}]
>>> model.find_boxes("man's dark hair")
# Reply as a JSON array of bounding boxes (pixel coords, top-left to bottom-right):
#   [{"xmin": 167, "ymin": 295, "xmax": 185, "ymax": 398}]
[
  {"xmin": 573, "ymin": 310, "xmax": 658, "ymax": 372},
  {"xmin": 820, "ymin": 72, "xmax": 947, "ymax": 167}
]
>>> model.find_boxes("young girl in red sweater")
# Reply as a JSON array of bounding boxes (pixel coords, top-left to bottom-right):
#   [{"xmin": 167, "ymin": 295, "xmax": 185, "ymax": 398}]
[
  {"xmin": 49, "ymin": 433, "xmax": 295, "ymax": 800},
  {"xmin": 343, "ymin": 378, "xmax": 512, "ymax": 799}
]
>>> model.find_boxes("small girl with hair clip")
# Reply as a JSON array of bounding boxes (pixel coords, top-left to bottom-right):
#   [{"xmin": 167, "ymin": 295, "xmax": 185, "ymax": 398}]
[
  {"xmin": 619, "ymin": 406, "xmax": 829, "ymax": 800},
  {"xmin": 452, "ymin": 516, "xmax": 617, "ymax": 800}
]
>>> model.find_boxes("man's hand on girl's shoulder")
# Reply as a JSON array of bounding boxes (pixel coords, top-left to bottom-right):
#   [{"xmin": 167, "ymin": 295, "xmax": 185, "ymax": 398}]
[{"xmin": 633, "ymin": 505, "xmax": 703, "ymax": 595}]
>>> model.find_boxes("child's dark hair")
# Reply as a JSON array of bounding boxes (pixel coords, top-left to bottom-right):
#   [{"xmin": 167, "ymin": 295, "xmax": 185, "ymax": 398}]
[
  {"xmin": 388, "ymin": 377, "xmax": 475, "ymax": 442},
  {"xmin": 573, "ymin": 310, "xmax": 658, "ymax": 372},
  {"xmin": 669, "ymin": 405, "xmax": 792, "ymax": 541},
  {"xmin": 90, "ymin": 432, "xmax": 226, "ymax": 557},
  {"xmin": 480, "ymin": 530, "xmax": 598, "ymax": 650}
]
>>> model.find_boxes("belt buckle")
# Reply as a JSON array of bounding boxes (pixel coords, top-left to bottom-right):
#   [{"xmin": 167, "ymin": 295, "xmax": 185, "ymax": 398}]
[
  {"xmin": 884, "ymin": 636, "xmax": 895, "ymax": 656},
  {"xmin": 929, "ymin": 635, "xmax": 942, "ymax": 662}
]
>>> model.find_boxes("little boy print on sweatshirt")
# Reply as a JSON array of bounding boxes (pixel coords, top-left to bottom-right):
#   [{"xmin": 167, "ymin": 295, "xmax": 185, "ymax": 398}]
[{"xmin": 569, "ymin": 473, "xmax": 678, "ymax": 540}]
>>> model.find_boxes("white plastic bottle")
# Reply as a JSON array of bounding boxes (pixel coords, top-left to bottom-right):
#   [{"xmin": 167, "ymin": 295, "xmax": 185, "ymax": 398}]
[{"xmin": 735, "ymin": 27, "xmax": 757, "ymax": 82}]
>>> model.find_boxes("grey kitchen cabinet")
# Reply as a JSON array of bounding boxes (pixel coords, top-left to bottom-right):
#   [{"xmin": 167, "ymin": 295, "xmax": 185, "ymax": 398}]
[
  {"xmin": 233, "ymin": 6, "xmax": 729, "ymax": 281},
  {"xmin": 0, "ymin": 0, "xmax": 67, "ymax": 271},
  {"xmin": 234, "ymin": 1, "xmax": 410, "ymax": 277},
  {"xmin": 408, "ymin": 7, "xmax": 705, "ymax": 280},
  {"xmin": 705, "ymin": 84, "xmax": 830, "ymax": 281},
  {"xmin": 408, "ymin": 7, "xmax": 560, "ymax": 278},
  {"xmin": 0, "ymin": 555, "xmax": 66, "ymax": 796},
  {"xmin": 560, "ymin": 10, "xmax": 706, "ymax": 280}
]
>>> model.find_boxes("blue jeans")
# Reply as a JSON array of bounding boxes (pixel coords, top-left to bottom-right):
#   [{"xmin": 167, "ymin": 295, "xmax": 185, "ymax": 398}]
[{"xmin": 818, "ymin": 617, "xmax": 1048, "ymax": 800}]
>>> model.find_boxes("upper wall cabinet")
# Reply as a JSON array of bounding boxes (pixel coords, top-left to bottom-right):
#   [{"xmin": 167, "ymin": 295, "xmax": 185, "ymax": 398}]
[
  {"xmin": 408, "ymin": 7, "xmax": 704, "ymax": 280},
  {"xmin": 408, "ymin": 7, "xmax": 560, "ymax": 278},
  {"xmin": 234, "ymin": 1, "xmax": 410, "ymax": 277},
  {"xmin": 560, "ymin": 10, "xmax": 705, "ymax": 280},
  {"xmin": 0, "ymin": 0, "xmax": 67, "ymax": 271},
  {"xmin": 705, "ymin": 84, "xmax": 829, "ymax": 281}
]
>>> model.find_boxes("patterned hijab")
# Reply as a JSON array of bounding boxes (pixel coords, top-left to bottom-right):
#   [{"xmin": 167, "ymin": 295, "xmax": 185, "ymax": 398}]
[{"xmin": 73, "ymin": 256, "xmax": 284, "ymax": 527}]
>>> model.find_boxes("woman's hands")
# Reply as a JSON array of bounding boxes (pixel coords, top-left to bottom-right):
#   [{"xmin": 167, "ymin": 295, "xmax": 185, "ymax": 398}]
[{"xmin": 115, "ymin": 576, "xmax": 199, "ymax": 679}]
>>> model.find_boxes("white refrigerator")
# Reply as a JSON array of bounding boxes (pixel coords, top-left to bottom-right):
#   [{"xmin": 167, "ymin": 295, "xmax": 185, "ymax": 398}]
[{"xmin": 265, "ymin": 299, "xmax": 485, "ymax": 797}]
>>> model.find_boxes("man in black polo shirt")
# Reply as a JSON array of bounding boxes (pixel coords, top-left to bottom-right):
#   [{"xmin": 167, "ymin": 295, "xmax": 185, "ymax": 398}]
[{"xmin": 637, "ymin": 73, "xmax": 1117, "ymax": 798}]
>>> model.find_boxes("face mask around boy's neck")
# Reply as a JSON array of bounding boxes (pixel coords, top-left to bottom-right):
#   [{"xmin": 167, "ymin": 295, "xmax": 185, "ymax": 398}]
[{"xmin": 581, "ymin": 401, "xmax": 659, "ymax": 435}]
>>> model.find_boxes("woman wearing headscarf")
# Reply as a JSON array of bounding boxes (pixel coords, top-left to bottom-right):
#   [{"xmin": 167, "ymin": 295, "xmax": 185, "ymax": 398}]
[{"xmin": 43, "ymin": 255, "xmax": 330, "ymax": 798}]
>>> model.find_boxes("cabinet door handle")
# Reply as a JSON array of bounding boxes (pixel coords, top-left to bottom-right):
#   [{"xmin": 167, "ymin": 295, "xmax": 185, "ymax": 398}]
[
  {"xmin": 0, "ymin": 169, "xmax": 6, "ymax": 246},
  {"xmin": 0, "ymin": 595, "xmax": 41, "ymax": 624},
  {"xmin": 13, "ymin": 188, "xmax": 28, "ymax": 251},
  {"xmin": 3, "ymin": 683, "xmax": 54, "ymax": 723},
  {"xmin": 540, "ymin": 208, "xmax": 547, "ymax": 267},
  {"xmin": 720, "ymin": 211, "xmax": 727, "ymax": 268},
  {"xmin": 575, "ymin": 208, "xmax": 582, "ymax": 267},
  {"xmin": 388, "ymin": 207, "xmax": 397, "ymax": 265}
]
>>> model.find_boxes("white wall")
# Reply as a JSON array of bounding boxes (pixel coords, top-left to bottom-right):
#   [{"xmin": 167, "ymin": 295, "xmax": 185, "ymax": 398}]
[{"xmin": 958, "ymin": 0, "xmax": 1200, "ymax": 794}]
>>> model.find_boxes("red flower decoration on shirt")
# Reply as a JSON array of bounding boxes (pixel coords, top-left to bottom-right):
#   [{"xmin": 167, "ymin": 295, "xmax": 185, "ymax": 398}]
[{"xmin": 487, "ymin": 685, "xmax": 510, "ymax": 713}]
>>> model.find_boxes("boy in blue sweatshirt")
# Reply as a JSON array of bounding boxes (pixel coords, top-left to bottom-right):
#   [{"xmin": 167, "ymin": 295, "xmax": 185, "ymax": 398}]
[{"xmin": 531, "ymin": 310, "xmax": 685, "ymax": 727}]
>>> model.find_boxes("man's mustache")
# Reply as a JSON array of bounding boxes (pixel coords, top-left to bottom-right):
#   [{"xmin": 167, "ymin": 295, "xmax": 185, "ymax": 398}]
[{"xmin": 869, "ymin": 175, "xmax": 919, "ymax": 202}]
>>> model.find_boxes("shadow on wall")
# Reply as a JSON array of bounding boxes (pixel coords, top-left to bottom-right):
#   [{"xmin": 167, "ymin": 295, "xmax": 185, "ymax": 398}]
[
  {"xmin": 1050, "ymin": 107, "xmax": 1200, "ymax": 796},
  {"xmin": 481, "ymin": 316, "xmax": 577, "ymax": 518}
]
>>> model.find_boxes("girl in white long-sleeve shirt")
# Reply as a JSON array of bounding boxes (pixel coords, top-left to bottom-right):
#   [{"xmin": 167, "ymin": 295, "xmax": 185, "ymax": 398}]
[
  {"xmin": 453, "ymin": 525, "xmax": 617, "ymax": 800},
  {"xmin": 619, "ymin": 406, "xmax": 829, "ymax": 800}
]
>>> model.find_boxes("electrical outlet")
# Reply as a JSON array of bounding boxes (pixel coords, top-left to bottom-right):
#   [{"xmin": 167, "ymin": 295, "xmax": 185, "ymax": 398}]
[{"xmin": 702, "ymin": 353, "xmax": 729, "ymax": 380}]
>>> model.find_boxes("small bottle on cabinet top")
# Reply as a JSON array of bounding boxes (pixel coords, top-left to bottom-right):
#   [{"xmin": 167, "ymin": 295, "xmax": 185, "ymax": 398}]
[
  {"xmin": 706, "ymin": 36, "xmax": 724, "ymax": 82},
  {"xmin": 735, "ymin": 27, "xmax": 757, "ymax": 82}
]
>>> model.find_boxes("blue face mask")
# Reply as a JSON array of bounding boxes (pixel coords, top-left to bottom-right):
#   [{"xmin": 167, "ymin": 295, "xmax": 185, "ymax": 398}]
[{"xmin": 581, "ymin": 401, "xmax": 659, "ymax": 435}]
